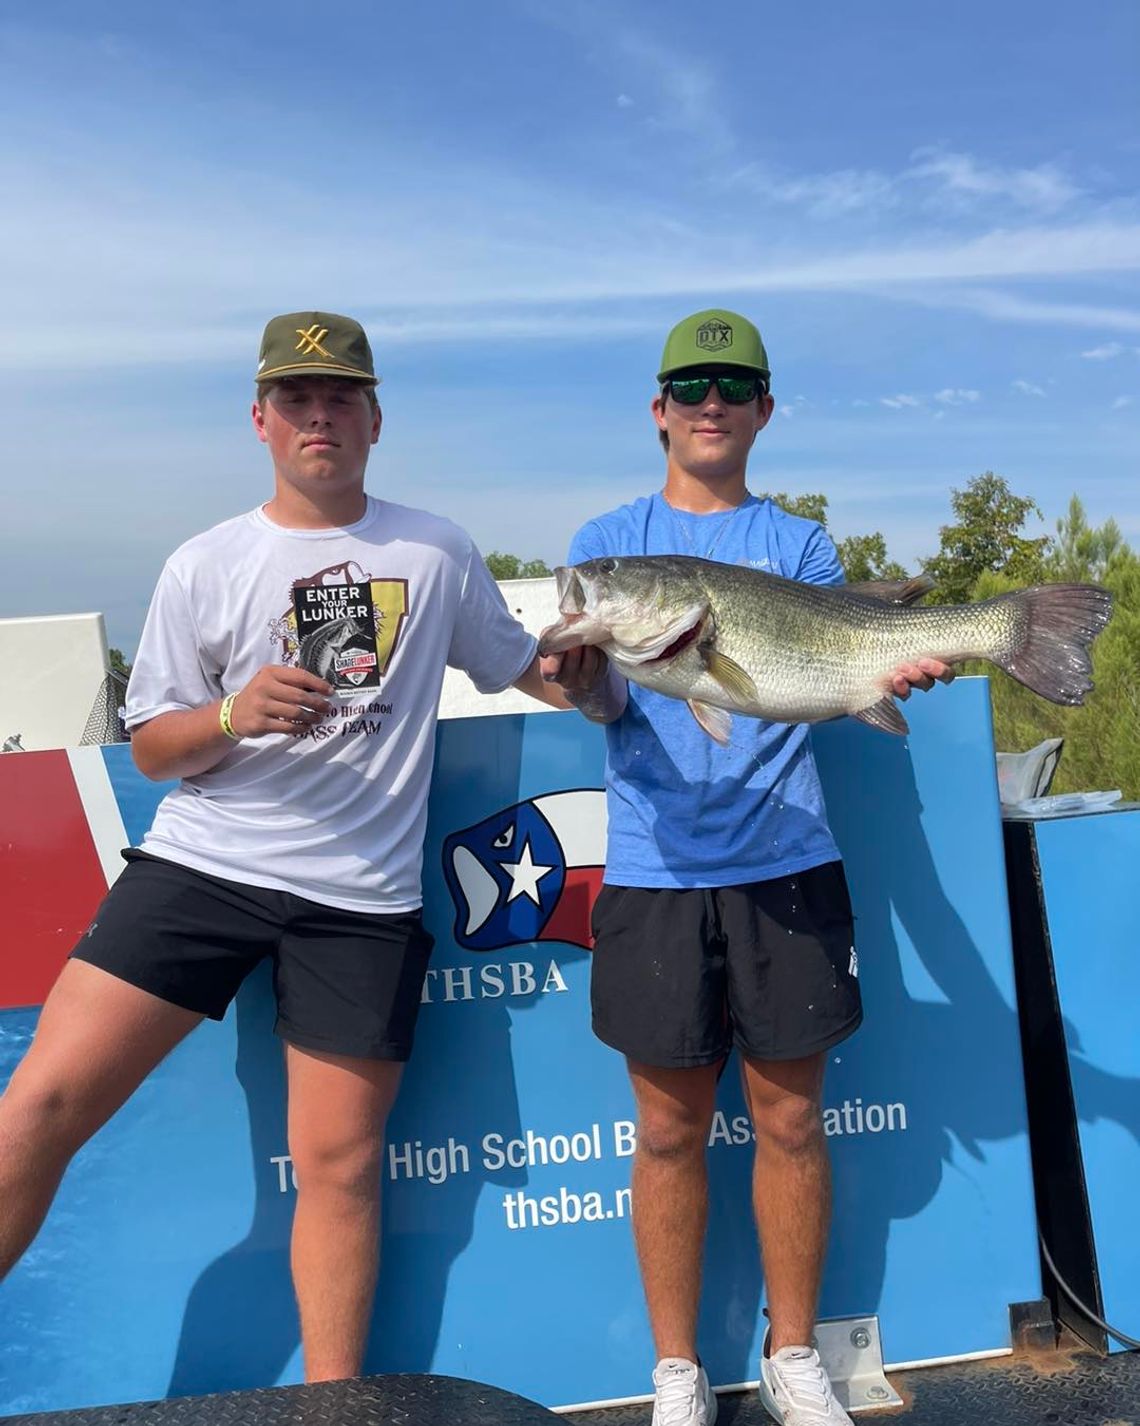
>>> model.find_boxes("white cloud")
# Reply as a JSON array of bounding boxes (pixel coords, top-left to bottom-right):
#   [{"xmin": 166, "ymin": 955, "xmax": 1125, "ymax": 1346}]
[
  {"xmin": 910, "ymin": 289, "xmax": 1140, "ymax": 333},
  {"xmin": 616, "ymin": 94, "xmax": 634, "ymax": 108},
  {"xmin": 1111, "ymin": 395, "xmax": 1134, "ymax": 409},
  {"xmin": 3, "ymin": 111, "xmax": 1140, "ymax": 374},
  {"xmin": 727, "ymin": 163, "xmax": 896, "ymax": 218},
  {"xmin": 1081, "ymin": 342, "xmax": 1126, "ymax": 359},
  {"xmin": 779, "ymin": 405, "xmax": 796, "ymax": 418},
  {"xmin": 725, "ymin": 147, "xmax": 1083, "ymax": 222},
  {"xmin": 908, "ymin": 149, "xmax": 1081, "ymax": 214},
  {"xmin": 933, "ymin": 388, "xmax": 982, "ymax": 405},
  {"xmin": 1012, "ymin": 379, "xmax": 1047, "ymax": 397},
  {"xmin": 880, "ymin": 389, "xmax": 984, "ymax": 411}
]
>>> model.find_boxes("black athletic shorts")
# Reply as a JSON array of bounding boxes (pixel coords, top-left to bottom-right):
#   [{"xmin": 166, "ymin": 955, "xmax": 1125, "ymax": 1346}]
[
  {"xmin": 71, "ymin": 850, "xmax": 435, "ymax": 1060},
  {"xmin": 589, "ymin": 861, "xmax": 862, "ymax": 1068}
]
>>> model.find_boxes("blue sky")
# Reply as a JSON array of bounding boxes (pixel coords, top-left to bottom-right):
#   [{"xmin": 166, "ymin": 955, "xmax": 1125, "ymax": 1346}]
[{"xmin": 1, "ymin": 0, "xmax": 1137, "ymax": 653}]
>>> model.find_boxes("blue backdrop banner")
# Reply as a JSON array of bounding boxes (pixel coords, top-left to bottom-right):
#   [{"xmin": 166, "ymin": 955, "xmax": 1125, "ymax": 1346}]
[{"xmin": 0, "ymin": 679, "xmax": 1042, "ymax": 1413}]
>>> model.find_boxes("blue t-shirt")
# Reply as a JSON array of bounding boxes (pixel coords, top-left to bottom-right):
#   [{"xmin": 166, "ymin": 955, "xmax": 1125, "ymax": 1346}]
[{"xmin": 568, "ymin": 493, "xmax": 843, "ymax": 888}]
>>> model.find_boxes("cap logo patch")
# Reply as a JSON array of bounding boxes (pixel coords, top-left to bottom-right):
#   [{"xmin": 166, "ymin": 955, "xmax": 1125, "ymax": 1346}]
[
  {"xmin": 696, "ymin": 317, "xmax": 732, "ymax": 352},
  {"xmin": 295, "ymin": 324, "xmax": 333, "ymax": 358}
]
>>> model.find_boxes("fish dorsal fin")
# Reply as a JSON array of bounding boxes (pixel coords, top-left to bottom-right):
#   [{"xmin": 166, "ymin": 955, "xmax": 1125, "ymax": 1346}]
[
  {"xmin": 847, "ymin": 575, "xmax": 934, "ymax": 606},
  {"xmin": 700, "ymin": 647, "xmax": 758, "ymax": 706},
  {"xmin": 617, "ymin": 601, "xmax": 708, "ymax": 664},
  {"xmin": 687, "ymin": 699, "xmax": 732, "ymax": 745},
  {"xmin": 852, "ymin": 695, "xmax": 910, "ymax": 735}
]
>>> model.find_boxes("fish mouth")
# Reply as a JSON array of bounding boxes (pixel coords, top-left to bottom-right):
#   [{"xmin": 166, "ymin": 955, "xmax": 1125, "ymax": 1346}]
[
  {"xmin": 644, "ymin": 620, "xmax": 704, "ymax": 663},
  {"xmin": 538, "ymin": 614, "xmax": 608, "ymax": 656},
  {"xmin": 540, "ymin": 566, "xmax": 610, "ymax": 655}
]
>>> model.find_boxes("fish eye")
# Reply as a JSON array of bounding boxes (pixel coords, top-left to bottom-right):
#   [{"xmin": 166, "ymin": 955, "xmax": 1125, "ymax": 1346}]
[
  {"xmin": 493, "ymin": 825, "xmax": 514, "ymax": 849},
  {"xmin": 598, "ymin": 558, "xmax": 618, "ymax": 575}
]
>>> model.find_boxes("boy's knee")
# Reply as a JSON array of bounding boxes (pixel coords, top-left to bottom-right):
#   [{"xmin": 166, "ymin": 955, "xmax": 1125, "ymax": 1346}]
[
  {"xmin": 753, "ymin": 1095, "xmax": 823, "ymax": 1157},
  {"xmin": 0, "ymin": 1077, "xmax": 95, "ymax": 1157},
  {"xmin": 289, "ymin": 1129, "xmax": 385, "ymax": 1196}
]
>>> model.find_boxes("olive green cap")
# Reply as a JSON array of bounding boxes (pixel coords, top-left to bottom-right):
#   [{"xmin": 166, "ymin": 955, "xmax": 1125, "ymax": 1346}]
[
  {"xmin": 256, "ymin": 311, "xmax": 378, "ymax": 385},
  {"xmin": 657, "ymin": 308, "xmax": 769, "ymax": 382}
]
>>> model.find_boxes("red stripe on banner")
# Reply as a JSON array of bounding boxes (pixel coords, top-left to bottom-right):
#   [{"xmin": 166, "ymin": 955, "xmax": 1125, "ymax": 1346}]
[
  {"xmin": 539, "ymin": 866, "xmax": 603, "ymax": 950},
  {"xmin": 0, "ymin": 751, "xmax": 110, "ymax": 1010}
]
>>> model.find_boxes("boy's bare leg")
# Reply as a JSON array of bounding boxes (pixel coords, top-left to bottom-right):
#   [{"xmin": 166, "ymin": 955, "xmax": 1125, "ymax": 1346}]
[
  {"xmin": 741, "ymin": 1051, "xmax": 829, "ymax": 1351},
  {"xmin": 0, "ymin": 959, "xmax": 203, "ymax": 1279},
  {"xmin": 285, "ymin": 1044, "xmax": 403, "ymax": 1382},
  {"xmin": 626, "ymin": 1059, "xmax": 721, "ymax": 1362}
]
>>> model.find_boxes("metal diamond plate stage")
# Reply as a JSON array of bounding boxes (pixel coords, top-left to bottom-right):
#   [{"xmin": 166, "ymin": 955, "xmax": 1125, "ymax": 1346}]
[{"xmin": 3, "ymin": 1347, "xmax": 1139, "ymax": 1426}]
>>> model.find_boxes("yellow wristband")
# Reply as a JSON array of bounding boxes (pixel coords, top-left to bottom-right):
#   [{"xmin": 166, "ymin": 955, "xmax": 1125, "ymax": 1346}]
[{"xmin": 219, "ymin": 692, "xmax": 242, "ymax": 741}]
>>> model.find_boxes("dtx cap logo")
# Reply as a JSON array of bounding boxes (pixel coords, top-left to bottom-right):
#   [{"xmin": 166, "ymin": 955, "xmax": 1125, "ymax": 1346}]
[
  {"xmin": 696, "ymin": 316, "xmax": 733, "ymax": 353},
  {"xmin": 295, "ymin": 324, "xmax": 334, "ymax": 358},
  {"xmin": 442, "ymin": 790, "xmax": 605, "ymax": 953}
]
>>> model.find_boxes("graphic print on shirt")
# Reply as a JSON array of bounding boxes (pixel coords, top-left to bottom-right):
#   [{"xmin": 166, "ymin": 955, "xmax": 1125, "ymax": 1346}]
[{"xmin": 270, "ymin": 560, "xmax": 410, "ymax": 692}]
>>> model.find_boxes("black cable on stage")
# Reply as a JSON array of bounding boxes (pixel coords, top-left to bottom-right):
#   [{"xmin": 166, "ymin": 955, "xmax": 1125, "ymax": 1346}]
[{"xmin": 1039, "ymin": 1232, "xmax": 1140, "ymax": 1352}]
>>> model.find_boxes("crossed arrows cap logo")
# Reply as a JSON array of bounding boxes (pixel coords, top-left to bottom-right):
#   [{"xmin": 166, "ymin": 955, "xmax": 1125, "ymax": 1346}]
[{"xmin": 295, "ymin": 324, "xmax": 333, "ymax": 359}]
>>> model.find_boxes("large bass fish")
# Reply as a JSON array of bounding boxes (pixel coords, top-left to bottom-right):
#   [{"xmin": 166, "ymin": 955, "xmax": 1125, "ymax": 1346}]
[{"xmin": 538, "ymin": 555, "xmax": 1113, "ymax": 744}]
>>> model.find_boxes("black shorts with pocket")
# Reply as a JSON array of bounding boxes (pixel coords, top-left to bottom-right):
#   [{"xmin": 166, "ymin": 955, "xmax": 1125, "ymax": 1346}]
[
  {"xmin": 589, "ymin": 860, "xmax": 862, "ymax": 1068},
  {"xmin": 71, "ymin": 850, "xmax": 435, "ymax": 1061}
]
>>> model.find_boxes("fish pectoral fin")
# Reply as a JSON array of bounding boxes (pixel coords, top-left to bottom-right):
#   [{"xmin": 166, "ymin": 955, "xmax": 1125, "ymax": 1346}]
[
  {"xmin": 701, "ymin": 647, "xmax": 758, "ymax": 706},
  {"xmin": 687, "ymin": 699, "xmax": 732, "ymax": 745},
  {"xmin": 847, "ymin": 575, "xmax": 934, "ymax": 606},
  {"xmin": 852, "ymin": 695, "xmax": 910, "ymax": 735}
]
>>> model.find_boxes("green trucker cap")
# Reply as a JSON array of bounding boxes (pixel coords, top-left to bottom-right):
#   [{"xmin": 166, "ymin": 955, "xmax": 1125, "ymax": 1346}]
[
  {"xmin": 256, "ymin": 311, "xmax": 378, "ymax": 384},
  {"xmin": 657, "ymin": 308, "xmax": 769, "ymax": 382}
]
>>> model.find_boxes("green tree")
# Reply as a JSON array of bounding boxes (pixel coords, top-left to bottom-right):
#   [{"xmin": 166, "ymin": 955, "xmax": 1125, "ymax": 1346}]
[
  {"xmin": 923, "ymin": 472, "xmax": 1050, "ymax": 602},
  {"xmin": 108, "ymin": 647, "xmax": 132, "ymax": 678},
  {"xmin": 1046, "ymin": 495, "xmax": 1127, "ymax": 584},
  {"xmin": 762, "ymin": 491, "xmax": 830, "ymax": 527},
  {"xmin": 762, "ymin": 491, "xmax": 909, "ymax": 583},
  {"xmin": 969, "ymin": 549, "xmax": 1140, "ymax": 799},
  {"xmin": 484, "ymin": 552, "xmax": 553, "ymax": 580},
  {"xmin": 835, "ymin": 532, "xmax": 909, "ymax": 584}
]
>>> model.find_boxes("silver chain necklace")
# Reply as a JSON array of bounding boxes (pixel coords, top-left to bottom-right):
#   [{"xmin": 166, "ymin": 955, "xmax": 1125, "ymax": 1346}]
[{"xmin": 669, "ymin": 495, "xmax": 751, "ymax": 561}]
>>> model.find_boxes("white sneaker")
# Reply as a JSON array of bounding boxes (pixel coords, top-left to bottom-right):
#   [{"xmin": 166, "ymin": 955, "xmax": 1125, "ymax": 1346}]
[
  {"xmin": 759, "ymin": 1344, "xmax": 853, "ymax": 1425},
  {"xmin": 651, "ymin": 1357, "xmax": 718, "ymax": 1426}
]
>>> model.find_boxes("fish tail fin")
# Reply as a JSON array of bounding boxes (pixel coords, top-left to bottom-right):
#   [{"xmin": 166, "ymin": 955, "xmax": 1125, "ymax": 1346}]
[{"xmin": 993, "ymin": 584, "xmax": 1113, "ymax": 705}]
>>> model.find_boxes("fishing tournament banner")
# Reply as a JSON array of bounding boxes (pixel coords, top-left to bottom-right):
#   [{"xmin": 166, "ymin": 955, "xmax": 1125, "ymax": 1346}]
[{"xmin": 0, "ymin": 680, "xmax": 1041, "ymax": 1414}]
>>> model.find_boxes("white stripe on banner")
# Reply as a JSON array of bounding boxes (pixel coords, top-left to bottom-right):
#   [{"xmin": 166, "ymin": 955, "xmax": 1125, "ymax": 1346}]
[{"xmin": 67, "ymin": 747, "xmax": 129, "ymax": 889}]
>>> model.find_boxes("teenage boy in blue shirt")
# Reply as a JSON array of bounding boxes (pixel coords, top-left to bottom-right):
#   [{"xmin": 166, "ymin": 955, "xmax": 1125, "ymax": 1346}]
[{"xmin": 543, "ymin": 310, "xmax": 951, "ymax": 1426}]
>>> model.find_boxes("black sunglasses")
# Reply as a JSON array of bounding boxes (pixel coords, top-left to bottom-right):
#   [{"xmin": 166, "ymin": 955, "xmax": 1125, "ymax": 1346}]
[{"xmin": 665, "ymin": 371, "xmax": 769, "ymax": 405}]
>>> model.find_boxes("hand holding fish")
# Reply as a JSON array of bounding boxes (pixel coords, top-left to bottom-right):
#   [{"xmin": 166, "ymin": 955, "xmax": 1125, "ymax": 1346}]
[
  {"xmin": 890, "ymin": 659, "xmax": 956, "ymax": 698},
  {"xmin": 539, "ymin": 644, "xmax": 628, "ymax": 725}
]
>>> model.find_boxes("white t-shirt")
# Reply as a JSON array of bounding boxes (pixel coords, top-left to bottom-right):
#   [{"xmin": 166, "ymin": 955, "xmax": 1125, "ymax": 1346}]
[{"xmin": 125, "ymin": 497, "xmax": 537, "ymax": 913}]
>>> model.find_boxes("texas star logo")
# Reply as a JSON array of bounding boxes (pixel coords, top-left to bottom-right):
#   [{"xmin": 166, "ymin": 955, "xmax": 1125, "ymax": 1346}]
[{"xmin": 442, "ymin": 790, "xmax": 606, "ymax": 953}]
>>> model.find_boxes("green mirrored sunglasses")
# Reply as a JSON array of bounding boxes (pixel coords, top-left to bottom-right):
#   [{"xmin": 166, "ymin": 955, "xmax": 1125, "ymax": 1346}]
[{"xmin": 665, "ymin": 371, "xmax": 768, "ymax": 405}]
